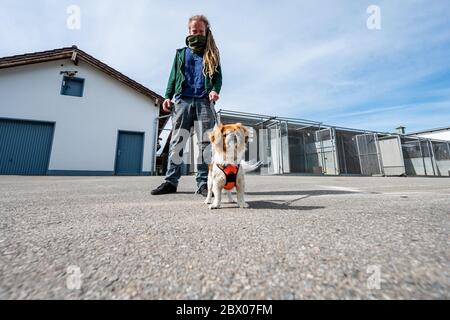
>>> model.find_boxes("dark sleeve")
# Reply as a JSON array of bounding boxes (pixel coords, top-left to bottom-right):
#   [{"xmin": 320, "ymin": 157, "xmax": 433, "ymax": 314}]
[
  {"xmin": 164, "ymin": 52, "xmax": 178, "ymax": 100},
  {"xmin": 212, "ymin": 63, "xmax": 222, "ymax": 94}
]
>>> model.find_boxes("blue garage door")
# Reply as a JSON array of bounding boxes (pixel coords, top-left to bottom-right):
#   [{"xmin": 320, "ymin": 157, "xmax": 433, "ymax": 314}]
[
  {"xmin": 115, "ymin": 131, "xmax": 144, "ymax": 176},
  {"xmin": 0, "ymin": 119, "xmax": 54, "ymax": 175}
]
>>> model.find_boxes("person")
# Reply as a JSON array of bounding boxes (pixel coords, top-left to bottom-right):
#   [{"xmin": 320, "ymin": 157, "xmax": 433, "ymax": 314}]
[{"xmin": 151, "ymin": 15, "xmax": 222, "ymax": 196}]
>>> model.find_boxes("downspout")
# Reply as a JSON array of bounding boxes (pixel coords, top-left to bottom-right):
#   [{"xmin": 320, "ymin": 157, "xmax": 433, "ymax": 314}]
[
  {"xmin": 152, "ymin": 116, "xmax": 160, "ymax": 176},
  {"xmin": 152, "ymin": 113, "xmax": 171, "ymax": 176}
]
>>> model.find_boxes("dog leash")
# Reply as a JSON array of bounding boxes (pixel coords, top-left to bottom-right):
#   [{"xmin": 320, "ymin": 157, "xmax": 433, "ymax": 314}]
[{"xmin": 210, "ymin": 100, "xmax": 220, "ymax": 125}]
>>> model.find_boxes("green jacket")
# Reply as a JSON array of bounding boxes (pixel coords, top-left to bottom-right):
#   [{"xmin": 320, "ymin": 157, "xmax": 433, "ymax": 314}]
[{"xmin": 165, "ymin": 47, "xmax": 223, "ymax": 100}]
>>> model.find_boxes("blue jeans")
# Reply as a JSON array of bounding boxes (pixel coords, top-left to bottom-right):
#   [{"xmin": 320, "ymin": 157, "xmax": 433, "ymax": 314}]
[{"xmin": 165, "ymin": 96, "xmax": 217, "ymax": 191}]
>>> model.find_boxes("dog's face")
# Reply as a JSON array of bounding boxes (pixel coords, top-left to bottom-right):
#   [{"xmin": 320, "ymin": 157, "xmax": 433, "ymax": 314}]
[{"xmin": 208, "ymin": 123, "xmax": 249, "ymax": 164}]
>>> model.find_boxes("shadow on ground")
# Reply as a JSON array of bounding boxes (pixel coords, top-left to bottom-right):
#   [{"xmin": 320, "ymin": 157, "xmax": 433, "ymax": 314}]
[
  {"xmin": 159, "ymin": 190, "xmax": 358, "ymax": 196},
  {"xmin": 245, "ymin": 190, "xmax": 360, "ymax": 210},
  {"xmin": 247, "ymin": 200, "xmax": 325, "ymax": 210},
  {"xmin": 246, "ymin": 190, "xmax": 358, "ymax": 196}
]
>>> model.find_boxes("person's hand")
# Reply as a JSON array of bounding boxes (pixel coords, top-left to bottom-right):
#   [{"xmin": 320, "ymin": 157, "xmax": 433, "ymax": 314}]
[
  {"xmin": 162, "ymin": 99, "xmax": 173, "ymax": 113},
  {"xmin": 209, "ymin": 91, "xmax": 220, "ymax": 102}
]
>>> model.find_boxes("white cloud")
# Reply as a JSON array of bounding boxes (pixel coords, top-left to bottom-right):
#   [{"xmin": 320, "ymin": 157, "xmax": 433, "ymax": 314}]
[{"xmin": 1, "ymin": 0, "xmax": 449, "ymax": 133}]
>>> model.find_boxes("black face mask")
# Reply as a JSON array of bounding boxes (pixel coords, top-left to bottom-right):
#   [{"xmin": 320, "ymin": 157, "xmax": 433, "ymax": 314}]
[{"xmin": 186, "ymin": 35, "xmax": 207, "ymax": 55}]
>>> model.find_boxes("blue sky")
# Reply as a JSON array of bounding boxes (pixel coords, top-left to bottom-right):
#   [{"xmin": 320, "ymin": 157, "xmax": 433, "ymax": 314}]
[{"xmin": 1, "ymin": 0, "xmax": 450, "ymax": 133}]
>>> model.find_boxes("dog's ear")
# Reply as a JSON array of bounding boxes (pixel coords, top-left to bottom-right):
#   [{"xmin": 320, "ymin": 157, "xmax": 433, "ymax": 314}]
[
  {"xmin": 208, "ymin": 130, "xmax": 215, "ymax": 143},
  {"xmin": 209, "ymin": 124, "xmax": 223, "ymax": 144},
  {"xmin": 241, "ymin": 126, "xmax": 250, "ymax": 144}
]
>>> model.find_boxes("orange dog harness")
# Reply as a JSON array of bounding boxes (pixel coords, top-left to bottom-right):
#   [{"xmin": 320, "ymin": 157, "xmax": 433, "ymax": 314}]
[{"xmin": 217, "ymin": 164, "xmax": 240, "ymax": 190}]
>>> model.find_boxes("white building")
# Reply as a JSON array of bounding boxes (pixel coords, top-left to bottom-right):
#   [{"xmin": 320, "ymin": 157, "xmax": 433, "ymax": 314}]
[
  {"xmin": 408, "ymin": 127, "xmax": 450, "ymax": 141},
  {"xmin": 0, "ymin": 46, "xmax": 164, "ymax": 176}
]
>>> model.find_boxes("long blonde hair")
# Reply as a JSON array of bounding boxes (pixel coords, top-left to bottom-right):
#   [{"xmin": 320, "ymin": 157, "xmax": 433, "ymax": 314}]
[{"xmin": 188, "ymin": 15, "xmax": 221, "ymax": 79}]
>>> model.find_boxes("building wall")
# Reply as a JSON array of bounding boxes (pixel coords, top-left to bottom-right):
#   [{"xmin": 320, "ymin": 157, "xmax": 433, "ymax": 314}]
[
  {"xmin": 416, "ymin": 131, "xmax": 450, "ymax": 141},
  {"xmin": 0, "ymin": 59, "xmax": 159, "ymax": 174}
]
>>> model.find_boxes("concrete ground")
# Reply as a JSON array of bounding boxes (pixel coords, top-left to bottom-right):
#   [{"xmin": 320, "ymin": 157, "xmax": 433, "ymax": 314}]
[{"xmin": 0, "ymin": 174, "xmax": 449, "ymax": 300}]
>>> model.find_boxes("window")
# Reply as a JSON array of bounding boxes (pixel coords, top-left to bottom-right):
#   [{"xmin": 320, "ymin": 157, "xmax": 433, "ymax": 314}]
[{"xmin": 61, "ymin": 76, "xmax": 85, "ymax": 97}]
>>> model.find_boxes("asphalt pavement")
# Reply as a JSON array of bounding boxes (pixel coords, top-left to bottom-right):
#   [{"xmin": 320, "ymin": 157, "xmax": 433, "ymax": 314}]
[{"xmin": 0, "ymin": 174, "xmax": 449, "ymax": 299}]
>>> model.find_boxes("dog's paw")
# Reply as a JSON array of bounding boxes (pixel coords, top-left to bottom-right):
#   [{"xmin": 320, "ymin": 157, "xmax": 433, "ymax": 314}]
[
  {"xmin": 238, "ymin": 202, "xmax": 250, "ymax": 209},
  {"xmin": 204, "ymin": 198, "xmax": 212, "ymax": 204},
  {"xmin": 209, "ymin": 204, "xmax": 221, "ymax": 210}
]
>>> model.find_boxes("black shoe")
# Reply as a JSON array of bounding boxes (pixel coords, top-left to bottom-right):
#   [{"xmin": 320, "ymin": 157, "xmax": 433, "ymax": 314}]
[
  {"xmin": 197, "ymin": 184, "xmax": 209, "ymax": 197},
  {"xmin": 151, "ymin": 182, "xmax": 177, "ymax": 195}
]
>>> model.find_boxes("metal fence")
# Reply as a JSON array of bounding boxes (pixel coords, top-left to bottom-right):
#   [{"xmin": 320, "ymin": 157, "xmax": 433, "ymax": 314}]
[
  {"xmin": 431, "ymin": 141, "xmax": 450, "ymax": 176},
  {"xmin": 401, "ymin": 137, "xmax": 435, "ymax": 176},
  {"xmin": 156, "ymin": 109, "xmax": 450, "ymax": 177},
  {"xmin": 355, "ymin": 133, "xmax": 383, "ymax": 176},
  {"xmin": 335, "ymin": 131, "xmax": 362, "ymax": 174}
]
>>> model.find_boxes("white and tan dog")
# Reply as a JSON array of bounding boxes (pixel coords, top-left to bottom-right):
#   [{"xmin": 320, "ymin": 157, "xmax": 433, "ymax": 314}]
[{"xmin": 205, "ymin": 123, "xmax": 261, "ymax": 210}]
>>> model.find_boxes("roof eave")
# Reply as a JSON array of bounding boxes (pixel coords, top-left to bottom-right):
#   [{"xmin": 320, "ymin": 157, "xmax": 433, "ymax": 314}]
[{"xmin": 0, "ymin": 47, "xmax": 164, "ymax": 107}]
